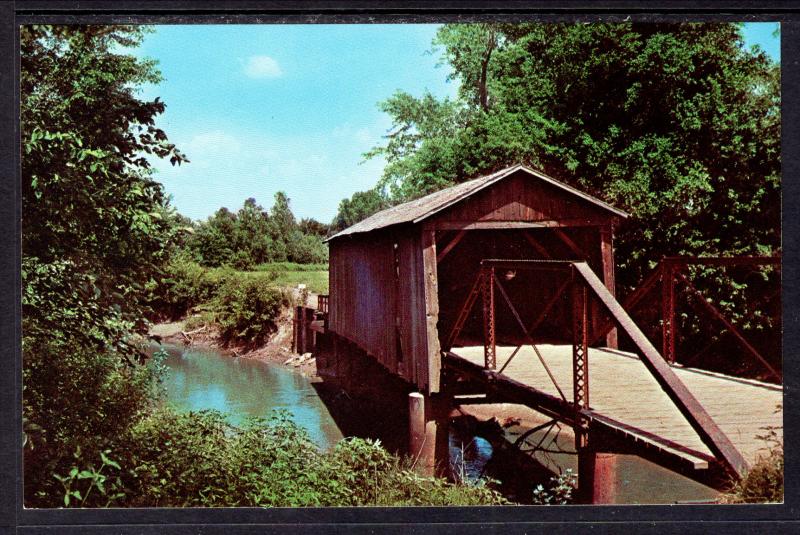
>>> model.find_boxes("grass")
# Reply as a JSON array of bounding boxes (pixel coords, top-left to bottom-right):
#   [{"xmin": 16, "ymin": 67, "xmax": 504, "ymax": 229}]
[
  {"xmin": 254, "ymin": 262, "xmax": 328, "ymax": 273},
  {"xmin": 211, "ymin": 263, "xmax": 328, "ymax": 295},
  {"xmin": 270, "ymin": 269, "xmax": 328, "ymax": 295}
]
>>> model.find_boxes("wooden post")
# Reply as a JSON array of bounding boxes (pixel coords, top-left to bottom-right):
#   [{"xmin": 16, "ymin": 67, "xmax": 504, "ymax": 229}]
[
  {"xmin": 297, "ymin": 307, "xmax": 302, "ymax": 354},
  {"xmin": 408, "ymin": 392, "xmax": 427, "ymax": 469},
  {"xmin": 408, "ymin": 392, "xmax": 450, "ymax": 477},
  {"xmin": 421, "ymin": 228, "xmax": 441, "ymax": 393},
  {"xmin": 291, "ymin": 306, "xmax": 298, "ymax": 353},
  {"xmin": 600, "ymin": 226, "xmax": 618, "ymax": 349}
]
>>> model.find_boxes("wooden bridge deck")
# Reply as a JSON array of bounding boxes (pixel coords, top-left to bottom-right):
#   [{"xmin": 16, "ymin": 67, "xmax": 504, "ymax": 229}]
[{"xmin": 451, "ymin": 344, "xmax": 782, "ymax": 465}]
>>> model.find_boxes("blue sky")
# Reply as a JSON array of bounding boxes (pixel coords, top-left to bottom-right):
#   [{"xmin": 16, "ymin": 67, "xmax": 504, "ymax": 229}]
[{"xmin": 138, "ymin": 22, "xmax": 779, "ymax": 223}]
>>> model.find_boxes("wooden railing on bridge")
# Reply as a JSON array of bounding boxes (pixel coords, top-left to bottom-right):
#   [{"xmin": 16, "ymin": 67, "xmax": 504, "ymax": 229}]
[
  {"xmin": 317, "ymin": 294, "xmax": 329, "ymax": 315},
  {"xmin": 445, "ymin": 259, "xmax": 750, "ymax": 480},
  {"xmin": 292, "ymin": 295, "xmax": 330, "ymax": 354}
]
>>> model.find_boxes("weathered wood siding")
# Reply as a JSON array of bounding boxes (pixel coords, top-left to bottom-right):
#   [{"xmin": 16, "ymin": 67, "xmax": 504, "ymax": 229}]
[
  {"xmin": 328, "ymin": 226, "xmax": 438, "ymax": 392},
  {"xmin": 328, "ymin": 232, "xmax": 398, "ymax": 374},
  {"xmin": 328, "ymin": 169, "xmax": 621, "ymax": 394},
  {"xmin": 427, "ymin": 172, "xmax": 611, "ymax": 228}
]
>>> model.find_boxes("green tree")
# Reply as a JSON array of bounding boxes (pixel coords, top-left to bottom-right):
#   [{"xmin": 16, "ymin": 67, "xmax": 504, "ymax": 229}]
[
  {"xmin": 185, "ymin": 194, "xmax": 327, "ymax": 267},
  {"xmin": 331, "ymin": 188, "xmax": 390, "ymax": 232},
  {"xmin": 267, "ymin": 191, "xmax": 296, "ymax": 247},
  {"xmin": 368, "ymin": 22, "xmax": 780, "ymax": 284},
  {"xmin": 21, "ymin": 24, "xmax": 188, "ymax": 355},
  {"xmin": 189, "ymin": 207, "xmax": 238, "ymax": 267},
  {"xmin": 21, "ymin": 24, "xmax": 186, "ymax": 505},
  {"xmin": 298, "ymin": 217, "xmax": 330, "ymax": 237}
]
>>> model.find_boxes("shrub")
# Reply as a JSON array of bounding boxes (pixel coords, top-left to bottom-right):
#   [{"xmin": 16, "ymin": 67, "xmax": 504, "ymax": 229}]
[
  {"xmin": 722, "ymin": 427, "xmax": 783, "ymax": 504},
  {"xmin": 230, "ymin": 250, "xmax": 255, "ymax": 271},
  {"xmin": 109, "ymin": 410, "xmax": 508, "ymax": 507},
  {"xmin": 531, "ymin": 469, "xmax": 577, "ymax": 505},
  {"xmin": 148, "ymin": 255, "xmax": 223, "ymax": 320},
  {"xmin": 213, "ymin": 272, "xmax": 288, "ymax": 345},
  {"xmin": 23, "ymin": 335, "xmax": 161, "ymax": 507}
]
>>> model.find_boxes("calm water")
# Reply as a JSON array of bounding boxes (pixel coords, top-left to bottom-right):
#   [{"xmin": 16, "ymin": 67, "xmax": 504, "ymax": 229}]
[
  {"xmin": 156, "ymin": 343, "xmax": 719, "ymax": 504},
  {"xmin": 157, "ymin": 344, "xmax": 343, "ymax": 450}
]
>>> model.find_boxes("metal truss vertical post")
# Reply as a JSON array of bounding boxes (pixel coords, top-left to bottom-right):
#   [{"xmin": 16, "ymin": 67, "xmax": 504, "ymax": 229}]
[
  {"xmin": 482, "ymin": 267, "xmax": 496, "ymax": 370},
  {"xmin": 572, "ymin": 276, "xmax": 590, "ymax": 449},
  {"xmin": 662, "ymin": 262, "xmax": 676, "ymax": 364}
]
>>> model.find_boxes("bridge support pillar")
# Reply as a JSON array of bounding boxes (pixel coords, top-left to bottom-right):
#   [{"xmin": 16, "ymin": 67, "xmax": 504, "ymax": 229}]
[
  {"xmin": 408, "ymin": 392, "xmax": 451, "ymax": 477},
  {"xmin": 577, "ymin": 441, "xmax": 619, "ymax": 504}
]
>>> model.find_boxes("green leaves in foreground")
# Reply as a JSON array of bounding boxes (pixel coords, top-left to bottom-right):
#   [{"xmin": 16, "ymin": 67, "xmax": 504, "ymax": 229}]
[
  {"xmin": 21, "ymin": 24, "xmax": 189, "ymax": 358},
  {"xmin": 97, "ymin": 410, "xmax": 508, "ymax": 508}
]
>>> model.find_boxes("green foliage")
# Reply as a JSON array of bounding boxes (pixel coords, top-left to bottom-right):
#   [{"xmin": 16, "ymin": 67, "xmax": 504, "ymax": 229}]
[
  {"xmin": 330, "ymin": 187, "xmax": 390, "ymax": 232},
  {"xmin": 254, "ymin": 262, "xmax": 329, "ymax": 272},
  {"xmin": 149, "ymin": 258, "xmax": 328, "ymax": 325},
  {"xmin": 108, "ymin": 410, "xmax": 507, "ymax": 507},
  {"xmin": 54, "ymin": 449, "xmax": 126, "ymax": 508},
  {"xmin": 186, "ymin": 194, "xmax": 328, "ymax": 267},
  {"xmin": 531, "ymin": 469, "xmax": 577, "ymax": 505},
  {"xmin": 288, "ymin": 231, "xmax": 329, "ymax": 264},
  {"xmin": 146, "ymin": 253, "xmax": 223, "ymax": 320},
  {"xmin": 21, "ymin": 25, "xmax": 188, "ymax": 356},
  {"xmin": 298, "ymin": 217, "xmax": 330, "ymax": 237},
  {"xmin": 212, "ymin": 273, "xmax": 289, "ymax": 345},
  {"xmin": 23, "ymin": 335, "xmax": 162, "ymax": 507}
]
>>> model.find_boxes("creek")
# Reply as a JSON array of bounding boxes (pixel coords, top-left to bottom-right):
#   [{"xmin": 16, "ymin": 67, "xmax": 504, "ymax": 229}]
[{"xmin": 157, "ymin": 342, "xmax": 719, "ymax": 504}]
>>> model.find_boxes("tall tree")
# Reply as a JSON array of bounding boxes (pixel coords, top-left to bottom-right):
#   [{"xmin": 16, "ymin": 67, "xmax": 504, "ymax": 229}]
[
  {"xmin": 330, "ymin": 188, "xmax": 390, "ymax": 232},
  {"xmin": 367, "ymin": 22, "xmax": 780, "ymax": 286},
  {"xmin": 21, "ymin": 25, "xmax": 188, "ymax": 504},
  {"xmin": 21, "ymin": 25, "xmax": 187, "ymax": 356}
]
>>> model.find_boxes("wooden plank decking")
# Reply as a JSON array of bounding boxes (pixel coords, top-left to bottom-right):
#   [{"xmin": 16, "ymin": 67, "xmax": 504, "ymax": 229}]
[{"xmin": 452, "ymin": 344, "xmax": 782, "ymax": 465}]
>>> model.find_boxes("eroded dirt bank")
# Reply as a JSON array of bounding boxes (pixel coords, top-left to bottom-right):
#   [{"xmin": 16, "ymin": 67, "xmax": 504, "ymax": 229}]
[{"xmin": 148, "ymin": 304, "xmax": 318, "ymax": 375}]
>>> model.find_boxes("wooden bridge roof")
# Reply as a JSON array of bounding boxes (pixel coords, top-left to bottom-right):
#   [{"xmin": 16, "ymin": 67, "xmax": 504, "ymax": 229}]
[{"xmin": 327, "ymin": 164, "xmax": 628, "ymax": 241}]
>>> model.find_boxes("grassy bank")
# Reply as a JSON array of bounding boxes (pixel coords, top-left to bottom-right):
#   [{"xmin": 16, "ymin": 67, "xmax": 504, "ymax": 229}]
[{"xmin": 254, "ymin": 262, "xmax": 329, "ymax": 295}]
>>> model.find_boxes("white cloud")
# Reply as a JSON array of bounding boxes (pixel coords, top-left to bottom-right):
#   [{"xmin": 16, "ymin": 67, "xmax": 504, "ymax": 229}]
[
  {"xmin": 331, "ymin": 123, "xmax": 377, "ymax": 148},
  {"xmin": 243, "ymin": 55, "xmax": 283, "ymax": 78}
]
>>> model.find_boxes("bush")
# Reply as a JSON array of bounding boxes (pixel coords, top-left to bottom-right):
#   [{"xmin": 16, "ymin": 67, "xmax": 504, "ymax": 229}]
[
  {"xmin": 109, "ymin": 410, "xmax": 508, "ymax": 507},
  {"xmin": 531, "ymin": 469, "xmax": 577, "ymax": 505},
  {"xmin": 213, "ymin": 272, "xmax": 289, "ymax": 345},
  {"xmin": 23, "ymin": 335, "xmax": 161, "ymax": 507},
  {"xmin": 147, "ymin": 255, "xmax": 224, "ymax": 320},
  {"xmin": 722, "ymin": 428, "xmax": 783, "ymax": 504}
]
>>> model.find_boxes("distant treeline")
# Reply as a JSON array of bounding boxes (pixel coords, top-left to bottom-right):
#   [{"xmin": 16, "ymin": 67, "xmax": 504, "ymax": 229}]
[{"xmin": 179, "ymin": 193, "xmax": 329, "ymax": 269}]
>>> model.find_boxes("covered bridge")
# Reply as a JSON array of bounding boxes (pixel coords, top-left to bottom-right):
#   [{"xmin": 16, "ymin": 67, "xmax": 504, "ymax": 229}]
[{"xmin": 324, "ymin": 164, "xmax": 629, "ymax": 394}]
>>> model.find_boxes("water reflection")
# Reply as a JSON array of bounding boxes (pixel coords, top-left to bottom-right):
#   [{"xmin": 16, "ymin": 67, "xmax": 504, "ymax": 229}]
[{"xmin": 157, "ymin": 344, "xmax": 344, "ymax": 450}]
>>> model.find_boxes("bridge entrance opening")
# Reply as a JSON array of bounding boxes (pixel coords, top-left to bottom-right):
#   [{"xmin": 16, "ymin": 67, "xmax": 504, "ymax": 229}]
[{"xmin": 435, "ymin": 227, "xmax": 614, "ymax": 351}]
